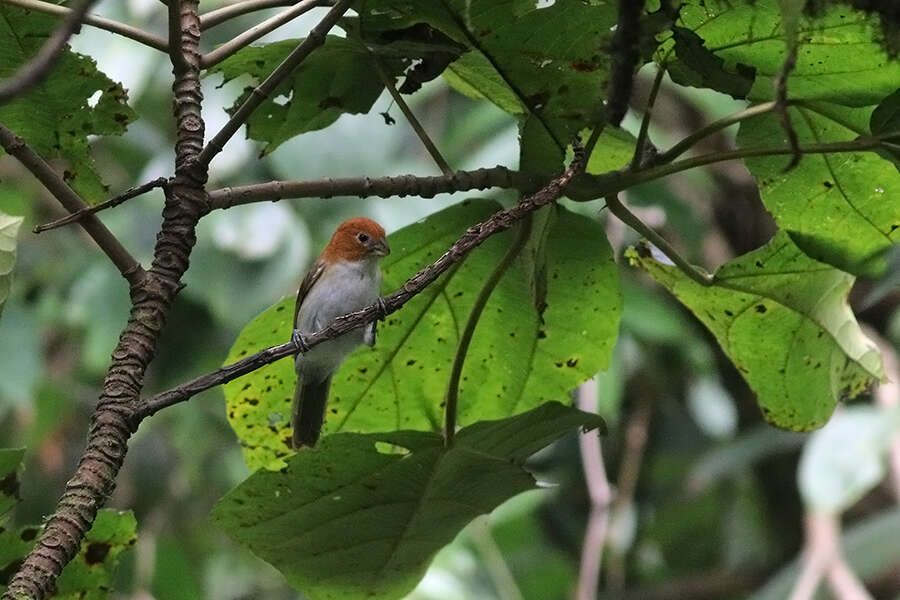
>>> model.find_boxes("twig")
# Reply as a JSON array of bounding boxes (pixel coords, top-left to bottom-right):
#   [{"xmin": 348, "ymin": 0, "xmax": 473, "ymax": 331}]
[
  {"xmin": 630, "ymin": 65, "xmax": 666, "ymax": 170},
  {"xmin": 136, "ymin": 143, "xmax": 588, "ymax": 421},
  {"xmin": 197, "ymin": 0, "xmax": 356, "ymax": 168},
  {"xmin": 0, "ymin": 123, "xmax": 144, "ymax": 285},
  {"xmin": 370, "ymin": 50, "xmax": 453, "ymax": 176},
  {"xmin": 207, "ymin": 167, "xmax": 539, "ymax": 208},
  {"xmin": 790, "ymin": 512, "xmax": 873, "ymax": 600},
  {"xmin": 33, "ymin": 177, "xmax": 168, "ymax": 233},
  {"xmin": 200, "ymin": 0, "xmax": 325, "ymax": 68},
  {"xmin": 773, "ymin": 46, "xmax": 801, "ymax": 171},
  {"xmin": 199, "ymin": 0, "xmax": 324, "ymax": 30},
  {"xmin": 606, "ymin": 194, "xmax": 714, "ymax": 286},
  {"xmin": 469, "ymin": 516, "xmax": 525, "ymax": 600},
  {"xmin": 443, "ymin": 217, "xmax": 530, "ymax": 444},
  {"xmin": 0, "ymin": 0, "xmax": 169, "ymax": 52},
  {"xmin": 0, "ymin": 0, "xmax": 96, "ymax": 104},
  {"xmin": 576, "ymin": 378, "xmax": 612, "ymax": 600}
]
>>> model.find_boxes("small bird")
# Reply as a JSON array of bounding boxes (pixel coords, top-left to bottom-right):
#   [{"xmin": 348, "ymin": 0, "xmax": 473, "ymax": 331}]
[{"xmin": 291, "ymin": 217, "xmax": 390, "ymax": 448}]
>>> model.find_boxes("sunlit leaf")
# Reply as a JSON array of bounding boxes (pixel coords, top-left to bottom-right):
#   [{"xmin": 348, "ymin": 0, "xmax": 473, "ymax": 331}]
[
  {"xmin": 0, "ymin": 212, "xmax": 22, "ymax": 320},
  {"xmin": 627, "ymin": 231, "xmax": 883, "ymax": 431},
  {"xmin": 211, "ymin": 402, "xmax": 603, "ymax": 600}
]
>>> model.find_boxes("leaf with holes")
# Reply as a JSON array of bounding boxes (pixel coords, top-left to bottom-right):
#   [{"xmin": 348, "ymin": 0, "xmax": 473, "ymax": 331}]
[
  {"xmin": 660, "ymin": 0, "xmax": 900, "ymax": 106},
  {"xmin": 738, "ymin": 103, "xmax": 900, "ymax": 277},
  {"xmin": 223, "ymin": 201, "xmax": 620, "ymax": 471},
  {"xmin": 211, "ymin": 401, "xmax": 604, "ymax": 600},
  {"xmin": 0, "ymin": 5, "xmax": 136, "ymax": 203},
  {"xmin": 627, "ymin": 231, "xmax": 883, "ymax": 431},
  {"xmin": 210, "ymin": 36, "xmax": 388, "ymax": 154},
  {"xmin": 0, "ymin": 509, "xmax": 136, "ymax": 598}
]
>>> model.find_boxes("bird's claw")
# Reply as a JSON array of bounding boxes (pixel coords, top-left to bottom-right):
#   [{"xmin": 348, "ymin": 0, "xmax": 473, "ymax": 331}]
[
  {"xmin": 375, "ymin": 297, "xmax": 388, "ymax": 321},
  {"xmin": 291, "ymin": 329, "xmax": 309, "ymax": 353}
]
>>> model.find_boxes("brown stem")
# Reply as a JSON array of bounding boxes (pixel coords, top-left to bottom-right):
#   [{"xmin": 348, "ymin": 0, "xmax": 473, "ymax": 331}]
[
  {"xmin": 33, "ymin": 177, "xmax": 168, "ymax": 233},
  {"xmin": 137, "ymin": 144, "xmax": 587, "ymax": 420},
  {"xmin": 197, "ymin": 0, "xmax": 356, "ymax": 168},
  {"xmin": 0, "ymin": 0, "xmax": 96, "ymax": 103},
  {"xmin": 0, "ymin": 1, "xmax": 208, "ymax": 597},
  {"xmin": 0, "ymin": 123, "xmax": 144, "ymax": 285}
]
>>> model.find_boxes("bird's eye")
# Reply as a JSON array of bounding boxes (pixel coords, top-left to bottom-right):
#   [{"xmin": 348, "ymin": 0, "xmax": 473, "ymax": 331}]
[{"xmin": 357, "ymin": 232, "xmax": 370, "ymax": 243}]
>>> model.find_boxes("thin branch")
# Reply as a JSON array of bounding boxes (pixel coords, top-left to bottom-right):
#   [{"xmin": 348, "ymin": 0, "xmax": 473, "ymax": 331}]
[
  {"xmin": 0, "ymin": 0, "xmax": 96, "ymax": 104},
  {"xmin": 0, "ymin": 123, "xmax": 145, "ymax": 285},
  {"xmin": 198, "ymin": 0, "xmax": 355, "ymax": 168},
  {"xmin": 137, "ymin": 143, "xmax": 587, "ymax": 421},
  {"xmin": 33, "ymin": 177, "xmax": 168, "ymax": 233},
  {"xmin": 200, "ymin": 0, "xmax": 325, "ymax": 68},
  {"xmin": 370, "ymin": 50, "xmax": 453, "ymax": 176},
  {"xmin": 773, "ymin": 45, "xmax": 801, "ymax": 171},
  {"xmin": 443, "ymin": 217, "xmax": 530, "ymax": 444},
  {"xmin": 0, "ymin": 0, "xmax": 169, "ymax": 52},
  {"xmin": 606, "ymin": 0, "xmax": 644, "ymax": 127},
  {"xmin": 207, "ymin": 166, "xmax": 539, "ymax": 208},
  {"xmin": 199, "ymin": 0, "xmax": 325, "ymax": 30},
  {"xmin": 575, "ymin": 378, "xmax": 612, "ymax": 600},
  {"xmin": 607, "ymin": 194, "xmax": 714, "ymax": 286},
  {"xmin": 469, "ymin": 516, "xmax": 525, "ymax": 600},
  {"xmin": 631, "ymin": 65, "xmax": 666, "ymax": 170}
]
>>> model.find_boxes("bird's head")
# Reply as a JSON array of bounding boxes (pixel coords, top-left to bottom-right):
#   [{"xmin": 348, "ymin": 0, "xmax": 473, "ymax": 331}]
[{"xmin": 323, "ymin": 217, "xmax": 390, "ymax": 262}]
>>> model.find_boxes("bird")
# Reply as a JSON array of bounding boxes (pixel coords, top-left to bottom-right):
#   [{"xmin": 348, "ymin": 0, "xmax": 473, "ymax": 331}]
[{"xmin": 291, "ymin": 217, "xmax": 390, "ymax": 448}]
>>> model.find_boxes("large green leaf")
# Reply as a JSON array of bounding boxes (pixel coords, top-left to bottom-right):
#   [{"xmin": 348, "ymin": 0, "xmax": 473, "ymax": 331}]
[
  {"xmin": 210, "ymin": 36, "xmax": 386, "ymax": 154},
  {"xmin": 0, "ymin": 509, "xmax": 136, "ymax": 598},
  {"xmin": 0, "ymin": 6, "xmax": 136, "ymax": 203},
  {"xmin": 223, "ymin": 201, "xmax": 621, "ymax": 470},
  {"xmin": 0, "ymin": 447, "xmax": 24, "ymax": 522},
  {"xmin": 211, "ymin": 402, "xmax": 603, "ymax": 600},
  {"xmin": 661, "ymin": 0, "xmax": 900, "ymax": 106},
  {"xmin": 0, "ymin": 212, "xmax": 22, "ymax": 320},
  {"xmin": 738, "ymin": 104, "xmax": 900, "ymax": 277},
  {"xmin": 627, "ymin": 231, "xmax": 883, "ymax": 431}
]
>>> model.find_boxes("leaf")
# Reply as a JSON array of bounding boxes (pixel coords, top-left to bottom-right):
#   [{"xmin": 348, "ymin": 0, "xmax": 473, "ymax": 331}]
[
  {"xmin": 738, "ymin": 104, "xmax": 900, "ymax": 277},
  {"xmin": 661, "ymin": 0, "xmax": 900, "ymax": 106},
  {"xmin": 664, "ymin": 27, "xmax": 755, "ymax": 99},
  {"xmin": 0, "ymin": 5, "xmax": 136, "ymax": 203},
  {"xmin": 871, "ymin": 87, "xmax": 900, "ymax": 138},
  {"xmin": 627, "ymin": 231, "xmax": 883, "ymax": 431},
  {"xmin": 0, "ymin": 447, "xmax": 24, "ymax": 522},
  {"xmin": 0, "ymin": 509, "xmax": 137, "ymax": 599},
  {"xmin": 210, "ymin": 36, "xmax": 387, "ymax": 154},
  {"xmin": 223, "ymin": 201, "xmax": 621, "ymax": 471},
  {"xmin": 211, "ymin": 402, "xmax": 604, "ymax": 600},
  {"xmin": 0, "ymin": 212, "xmax": 22, "ymax": 320}
]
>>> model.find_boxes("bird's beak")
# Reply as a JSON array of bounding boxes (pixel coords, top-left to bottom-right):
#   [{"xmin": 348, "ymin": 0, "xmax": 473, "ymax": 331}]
[{"xmin": 372, "ymin": 239, "xmax": 391, "ymax": 257}]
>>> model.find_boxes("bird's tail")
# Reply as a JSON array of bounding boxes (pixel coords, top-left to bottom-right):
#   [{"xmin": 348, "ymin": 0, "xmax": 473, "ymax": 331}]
[{"xmin": 291, "ymin": 374, "xmax": 332, "ymax": 449}]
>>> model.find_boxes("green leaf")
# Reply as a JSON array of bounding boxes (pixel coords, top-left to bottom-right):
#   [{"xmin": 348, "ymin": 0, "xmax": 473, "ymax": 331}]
[
  {"xmin": 871, "ymin": 87, "xmax": 900, "ymax": 138},
  {"xmin": 0, "ymin": 212, "xmax": 22, "ymax": 319},
  {"xmin": 738, "ymin": 104, "xmax": 900, "ymax": 277},
  {"xmin": 211, "ymin": 402, "xmax": 603, "ymax": 600},
  {"xmin": 223, "ymin": 201, "xmax": 621, "ymax": 471},
  {"xmin": 627, "ymin": 231, "xmax": 883, "ymax": 431},
  {"xmin": 0, "ymin": 5, "xmax": 136, "ymax": 203},
  {"xmin": 0, "ymin": 447, "xmax": 24, "ymax": 522},
  {"xmin": 0, "ymin": 509, "xmax": 137, "ymax": 599},
  {"xmin": 661, "ymin": 0, "xmax": 900, "ymax": 106},
  {"xmin": 210, "ymin": 36, "xmax": 386, "ymax": 154}
]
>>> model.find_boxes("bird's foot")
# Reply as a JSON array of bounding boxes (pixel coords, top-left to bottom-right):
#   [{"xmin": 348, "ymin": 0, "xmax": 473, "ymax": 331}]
[
  {"xmin": 375, "ymin": 297, "xmax": 389, "ymax": 321},
  {"xmin": 291, "ymin": 329, "xmax": 310, "ymax": 353}
]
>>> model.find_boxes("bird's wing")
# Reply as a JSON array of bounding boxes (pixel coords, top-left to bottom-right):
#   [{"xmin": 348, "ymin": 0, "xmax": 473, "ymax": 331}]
[{"xmin": 293, "ymin": 258, "xmax": 326, "ymax": 327}]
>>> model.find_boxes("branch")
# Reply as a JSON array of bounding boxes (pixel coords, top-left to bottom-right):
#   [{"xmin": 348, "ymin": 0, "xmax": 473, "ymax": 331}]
[
  {"xmin": 0, "ymin": 0, "xmax": 96, "ymax": 104},
  {"xmin": 0, "ymin": 123, "xmax": 145, "ymax": 285},
  {"xmin": 33, "ymin": 177, "xmax": 168, "ymax": 233},
  {"xmin": 197, "ymin": 0, "xmax": 355, "ymax": 168},
  {"xmin": 773, "ymin": 45, "xmax": 801, "ymax": 171},
  {"xmin": 370, "ymin": 50, "xmax": 453, "ymax": 176},
  {"xmin": 207, "ymin": 166, "xmax": 538, "ymax": 208},
  {"xmin": 137, "ymin": 144, "xmax": 587, "ymax": 420},
  {"xmin": 0, "ymin": 0, "xmax": 169, "ymax": 52},
  {"xmin": 201, "ymin": 0, "xmax": 325, "ymax": 68},
  {"xmin": 443, "ymin": 216, "xmax": 530, "ymax": 444},
  {"xmin": 199, "ymin": 0, "xmax": 328, "ymax": 30},
  {"xmin": 631, "ymin": 65, "xmax": 666, "ymax": 170},
  {"xmin": 605, "ymin": 0, "xmax": 644, "ymax": 127}
]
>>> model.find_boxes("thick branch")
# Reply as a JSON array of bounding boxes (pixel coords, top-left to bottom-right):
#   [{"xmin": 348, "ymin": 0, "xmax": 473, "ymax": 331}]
[
  {"xmin": 198, "ymin": 0, "xmax": 355, "ymax": 168},
  {"xmin": 0, "ymin": 0, "xmax": 169, "ymax": 52},
  {"xmin": 138, "ymin": 145, "xmax": 587, "ymax": 420},
  {"xmin": 207, "ymin": 166, "xmax": 538, "ymax": 208},
  {"xmin": 0, "ymin": 0, "xmax": 96, "ymax": 103},
  {"xmin": 0, "ymin": 124, "xmax": 144, "ymax": 285},
  {"xmin": 201, "ymin": 0, "xmax": 324, "ymax": 68}
]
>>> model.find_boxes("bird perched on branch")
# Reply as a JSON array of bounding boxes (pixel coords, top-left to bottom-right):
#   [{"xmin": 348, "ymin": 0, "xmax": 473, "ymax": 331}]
[{"xmin": 291, "ymin": 217, "xmax": 390, "ymax": 448}]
